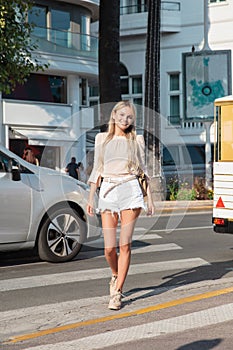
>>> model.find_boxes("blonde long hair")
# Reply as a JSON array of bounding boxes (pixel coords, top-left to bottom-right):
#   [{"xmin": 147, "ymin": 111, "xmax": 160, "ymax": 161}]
[{"xmin": 100, "ymin": 101, "xmax": 141, "ymax": 174}]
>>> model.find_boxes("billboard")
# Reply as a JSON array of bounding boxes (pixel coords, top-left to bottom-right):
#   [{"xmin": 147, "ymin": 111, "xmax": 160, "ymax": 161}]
[{"xmin": 183, "ymin": 50, "xmax": 231, "ymax": 121}]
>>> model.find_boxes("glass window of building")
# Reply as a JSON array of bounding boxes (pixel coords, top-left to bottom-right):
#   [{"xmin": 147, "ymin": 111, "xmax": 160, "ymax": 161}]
[
  {"xmin": 120, "ymin": 63, "xmax": 129, "ymax": 94},
  {"xmin": 49, "ymin": 76, "xmax": 67, "ymax": 103},
  {"xmin": 168, "ymin": 73, "xmax": 181, "ymax": 125},
  {"xmin": 81, "ymin": 15, "xmax": 91, "ymax": 50},
  {"xmin": 28, "ymin": 5, "xmax": 47, "ymax": 27},
  {"xmin": 120, "ymin": 78, "xmax": 129, "ymax": 95},
  {"xmin": 209, "ymin": 0, "xmax": 226, "ymax": 3},
  {"xmin": 90, "ymin": 100, "xmax": 100, "ymax": 128},
  {"xmin": 132, "ymin": 77, "xmax": 142, "ymax": 94},
  {"xmin": 80, "ymin": 78, "xmax": 88, "ymax": 106},
  {"xmin": 28, "ymin": 5, "xmax": 47, "ymax": 38},
  {"xmin": 120, "ymin": 0, "xmax": 148, "ymax": 14},
  {"xmin": 51, "ymin": 9, "xmax": 71, "ymax": 47},
  {"xmin": 89, "ymin": 85, "xmax": 99, "ymax": 98},
  {"xmin": 3, "ymin": 74, "xmax": 67, "ymax": 104},
  {"xmin": 28, "ymin": 3, "xmax": 92, "ymax": 51}
]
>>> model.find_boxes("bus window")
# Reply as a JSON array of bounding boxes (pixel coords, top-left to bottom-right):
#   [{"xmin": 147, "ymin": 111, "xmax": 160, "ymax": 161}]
[{"xmin": 218, "ymin": 105, "xmax": 233, "ymax": 161}]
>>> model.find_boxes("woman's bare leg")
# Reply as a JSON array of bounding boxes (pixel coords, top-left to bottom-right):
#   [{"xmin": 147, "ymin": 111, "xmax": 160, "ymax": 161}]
[
  {"xmin": 116, "ymin": 208, "xmax": 141, "ymax": 292},
  {"xmin": 101, "ymin": 211, "xmax": 119, "ymax": 276}
]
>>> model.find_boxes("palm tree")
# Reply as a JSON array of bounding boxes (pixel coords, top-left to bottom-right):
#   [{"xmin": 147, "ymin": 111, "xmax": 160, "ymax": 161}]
[
  {"xmin": 144, "ymin": 0, "xmax": 163, "ymax": 199},
  {"xmin": 98, "ymin": 0, "xmax": 121, "ymax": 131}
]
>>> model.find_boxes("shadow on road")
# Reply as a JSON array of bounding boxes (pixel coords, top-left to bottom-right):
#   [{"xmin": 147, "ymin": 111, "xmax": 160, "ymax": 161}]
[
  {"xmin": 0, "ymin": 249, "xmax": 40, "ymax": 267},
  {"xmin": 126, "ymin": 259, "xmax": 233, "ymax": 301},
  {"xmin": 175, "ymin": 338, "xmax": 222, "ymax": 350}
]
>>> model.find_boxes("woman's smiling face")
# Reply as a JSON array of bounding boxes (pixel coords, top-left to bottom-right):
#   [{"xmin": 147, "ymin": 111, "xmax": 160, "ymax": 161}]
[{"xmin": 113, "ymin": 106, "xmax": 135, "ymax": 134}]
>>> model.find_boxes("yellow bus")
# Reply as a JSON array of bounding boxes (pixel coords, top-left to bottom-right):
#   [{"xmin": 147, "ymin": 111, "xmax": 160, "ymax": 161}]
[{"xmin": 213, "ymin": 95, "xmax": 233, "ymax": 233}]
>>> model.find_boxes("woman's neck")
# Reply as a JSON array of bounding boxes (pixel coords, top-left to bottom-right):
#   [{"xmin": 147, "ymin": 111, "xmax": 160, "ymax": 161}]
[{"xmin": 114, "ymin": 128, "xmax": 127, "ymax": 137}]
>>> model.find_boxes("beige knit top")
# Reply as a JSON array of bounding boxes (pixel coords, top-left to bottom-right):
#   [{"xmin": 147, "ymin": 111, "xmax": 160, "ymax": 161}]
[{"xmin": 88, "ymin": 132, "xmax": 147, "ymax": 184}]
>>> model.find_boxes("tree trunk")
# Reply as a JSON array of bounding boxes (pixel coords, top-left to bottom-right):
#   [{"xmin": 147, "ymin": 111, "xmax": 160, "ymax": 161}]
[
  {"xmin": 99, "ymin": 0, "xmax": 121, "ymax": 131},
  {"xmin": 144, "ymin": 0, "xmax": 164, "ymax": 200}
]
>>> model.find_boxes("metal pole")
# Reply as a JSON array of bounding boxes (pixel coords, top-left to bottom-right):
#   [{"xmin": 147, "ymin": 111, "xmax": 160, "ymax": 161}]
[
  {"xmin": 202, "ymin": 0, "xmax": 213, "ymax": 189},
  {"xmin": 203, "ymin": 0, "xmax": 210, "ymax": 50},
  {"xmin": 204, "ymin": 121, "xmax": 213, "ymax": 189}
]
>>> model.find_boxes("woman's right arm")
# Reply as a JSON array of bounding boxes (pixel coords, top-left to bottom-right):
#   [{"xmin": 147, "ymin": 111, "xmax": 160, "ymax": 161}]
[
  {"xmin": 86, "ymin": 182, "xmax": 98, "ymax": 216},
  {"xmin": 86, "ymin": 133, "xmax": 105, "ymax": 216}
]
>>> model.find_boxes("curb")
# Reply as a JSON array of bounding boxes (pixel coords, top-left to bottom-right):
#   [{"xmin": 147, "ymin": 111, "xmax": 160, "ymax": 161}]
[{"xmin": 142, "ymin": 200, "xmax": 213, "ymax": 215}]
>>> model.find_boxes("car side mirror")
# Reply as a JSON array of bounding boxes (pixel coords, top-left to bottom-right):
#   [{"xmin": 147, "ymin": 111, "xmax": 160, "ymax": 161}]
[
  {"xmin": 11, "ymin": 166, "xmax": 21, "ymax": 181},
  {"xmin": 9, "ymin": 160, "xmax": 21, "ymax": 181}
]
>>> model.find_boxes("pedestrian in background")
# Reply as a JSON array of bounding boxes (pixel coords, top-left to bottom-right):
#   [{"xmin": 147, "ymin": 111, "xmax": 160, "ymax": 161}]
[
  {"xmin": 87, "ymin": 100, "xmax": 154, "ymax": 310},
  {"xmin": 77, "ymin": 162, "xmax": 87, "ymax": 183},
  {"xmin": 22, "ymin": 147, "xmax": 39, "ymax": 166},
  {"xmin": 65, "ymin": 157, "xmax": 79, "ymax": 180}
]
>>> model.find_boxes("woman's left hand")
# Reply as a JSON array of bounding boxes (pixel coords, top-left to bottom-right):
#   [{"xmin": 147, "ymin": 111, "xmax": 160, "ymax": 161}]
[{"xmin": 146, "ymin": 198, "xmax": 155, "ymax": 216}]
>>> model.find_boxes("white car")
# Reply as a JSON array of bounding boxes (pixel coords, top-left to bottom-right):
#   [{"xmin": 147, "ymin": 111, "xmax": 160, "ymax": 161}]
[{"xmin": 0, "ymin": 144, "xmax": 101, "ymax": 263}]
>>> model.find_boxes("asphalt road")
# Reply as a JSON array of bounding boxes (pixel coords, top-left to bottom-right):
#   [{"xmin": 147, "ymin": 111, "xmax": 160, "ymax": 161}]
[{"xmin": 1, "ymin": 210, "xmax": 233, "ymax": 349}]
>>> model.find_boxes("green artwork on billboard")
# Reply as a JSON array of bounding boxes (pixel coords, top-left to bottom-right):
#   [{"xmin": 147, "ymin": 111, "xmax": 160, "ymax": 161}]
[{"xmin": 183, "ymin": 50, "xmax": 231, "ymax": 120}]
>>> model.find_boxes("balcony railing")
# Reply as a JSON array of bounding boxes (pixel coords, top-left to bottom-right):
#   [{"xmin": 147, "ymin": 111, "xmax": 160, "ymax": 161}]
[
  {"xmin": 168, "ymin": 116, "xmax": 204, "ymax": 129},
  {"xmin": 120, "ymin": 1, "xmax": 180, "ymax": 15},
  {"xmin": 31, "ymin": 26, "xmax": 98, "ymax": 59}
]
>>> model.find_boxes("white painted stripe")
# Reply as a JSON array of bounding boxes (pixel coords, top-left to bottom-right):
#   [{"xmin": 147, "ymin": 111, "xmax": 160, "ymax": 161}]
[
  {"xmin": 129, "ymin": 258, "xmax": 209, "ymax": 275},
  {"xmin": 0, "ymin": 261, "xmax": 48, "ymax": 269},
  {"xmin": 117, "ymin": 227, "xmax": 146, "ymax": 232},
  {"xmin": 80, "ymin": 241, "xmax": 177, "ymax": 260},
  {"xmin": 22, "ymin": 303, "xmax": 233, "ymax": 350},
  {"xmin": 88, "ymin": 233, "xmax": 162, "ymax": 247},
  {"xmin": 0, "ymin": 258, "xmax": 209, "ymax": 292},
  {"xmin": 150, "ymin": 226, "xmax": 212, "ymax": 233},
  {"xmin": 133, "ymin": 227, "xmax": 146, "ymax": 232},
  {"xmin": 131, "ymin": 243, "xmax": 182, "ymax": 254},
  {"xmin": 134, "ymin": 233, "xmax": 162, "ymax": 240}
]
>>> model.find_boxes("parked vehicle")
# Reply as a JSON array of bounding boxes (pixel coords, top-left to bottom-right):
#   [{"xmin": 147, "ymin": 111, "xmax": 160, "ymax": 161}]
[
  {"xmin": 161, "ymin": 143, "xmax": 208, "ymax": 198},
  {"xmin": 0, "ymin": 144, "xmax": 101, "ymax": 262},
  {"xmin": 212, "ymin": 95, "xmax": 233, "ymax": 234},
  {"xmin": 162, "ymin": 144, "xmax": 206, "ymax": 180}
]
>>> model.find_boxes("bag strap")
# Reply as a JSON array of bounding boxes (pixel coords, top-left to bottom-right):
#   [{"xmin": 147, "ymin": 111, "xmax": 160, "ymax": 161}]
[{"xmin": 103, "ymin": 176, "xmax": 136, "ymax": 198}]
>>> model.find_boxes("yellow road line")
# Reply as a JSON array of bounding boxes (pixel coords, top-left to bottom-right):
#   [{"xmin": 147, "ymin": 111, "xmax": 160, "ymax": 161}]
[{"xmin": 5, "ymin": 286, "xmax": 233, "ymax": 344}]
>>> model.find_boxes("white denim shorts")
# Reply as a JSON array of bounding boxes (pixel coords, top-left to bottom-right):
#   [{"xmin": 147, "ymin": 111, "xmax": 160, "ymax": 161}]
[{"xmin": 98, "ymin": 176, "xmax": 145, "ymax": 214}]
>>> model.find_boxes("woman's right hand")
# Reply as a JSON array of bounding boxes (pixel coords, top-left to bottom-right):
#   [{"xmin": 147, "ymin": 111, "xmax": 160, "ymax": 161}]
[{"xmin": 87, "ymin": 202, "xmax": 95, "ymax": 216}]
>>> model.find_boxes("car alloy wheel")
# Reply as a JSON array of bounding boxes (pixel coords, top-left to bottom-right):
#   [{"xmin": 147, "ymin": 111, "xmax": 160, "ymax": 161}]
[{"xmin": 38, "ymin": 207, "xmax": 86, "ymax": 262}]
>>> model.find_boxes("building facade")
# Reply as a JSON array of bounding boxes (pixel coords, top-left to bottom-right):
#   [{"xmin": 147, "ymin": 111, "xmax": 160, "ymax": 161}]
[
  {"xmin": 90, "ymin": 0, "xmax": 233, "ymax": 185},
  {"xmin": 1, "ymin": 0, "xmax": 233, "ymax": 179},
  {"xmin": 0, "ymin": 0, "xmax": 99, "ymax": 170}
]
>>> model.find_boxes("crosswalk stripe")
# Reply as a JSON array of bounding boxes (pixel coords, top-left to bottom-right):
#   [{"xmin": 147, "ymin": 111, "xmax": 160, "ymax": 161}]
[
  {"xmin": 85, "ymin": 232, "xmax": 162, "ymax": 248},
  {"xmin": 134, "ymin": 233, "xmax": 162, "ymax": 240},
  {"xmin": 80, "ymin": 242, "xmax": 180, "ymax": 259},
  {"xmin": 19, "ymin": 303, "xmax": 233, "ymax": 350},
  {"xmin": 0, "ymin": 258, "xmax": 209, "ymax": 292},
  {"xmin": 137, "ymin": 233, "xmax": 162, "ymax": 240},
  {"xmin": 131, "ymin": 243, "xmax": 182, "ymax": 254},
  {"xmin": 150, "ymin": 225, "xmax": 212, "ymax": 233}
]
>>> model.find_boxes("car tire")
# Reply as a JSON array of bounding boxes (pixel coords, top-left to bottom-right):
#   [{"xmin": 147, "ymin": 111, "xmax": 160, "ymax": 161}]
[{"xmin": 38, "ymin": 207, "xmax": 86, "ymax": 263}]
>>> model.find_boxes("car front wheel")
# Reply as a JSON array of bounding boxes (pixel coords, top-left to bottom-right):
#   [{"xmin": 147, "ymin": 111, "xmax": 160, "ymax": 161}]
[{"xmin": 38, "ymin": 207, "xmax": 86, "ymax": 262}]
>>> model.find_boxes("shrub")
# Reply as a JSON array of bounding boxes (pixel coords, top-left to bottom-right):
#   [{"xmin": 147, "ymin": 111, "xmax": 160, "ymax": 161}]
[{"xmin": 166, "ymin": 176, "xmax": 213, "ymax": 201}]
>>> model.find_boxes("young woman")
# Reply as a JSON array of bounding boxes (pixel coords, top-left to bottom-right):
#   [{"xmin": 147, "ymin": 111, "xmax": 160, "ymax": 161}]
[{"xmin": 87, "ymin": 101, "xmax": 155, "ymax": 310}]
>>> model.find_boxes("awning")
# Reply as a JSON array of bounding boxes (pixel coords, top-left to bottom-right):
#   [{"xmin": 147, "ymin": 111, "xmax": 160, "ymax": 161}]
[{"xmin": 10, "ymin": 128, "xmax": 77, "ymax": 146}]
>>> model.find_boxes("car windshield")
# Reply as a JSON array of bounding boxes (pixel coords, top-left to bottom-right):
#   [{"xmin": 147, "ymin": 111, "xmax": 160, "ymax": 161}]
[{"xmin": 0, "ymin": 151, "xmax": 33, "ymax": 174}]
